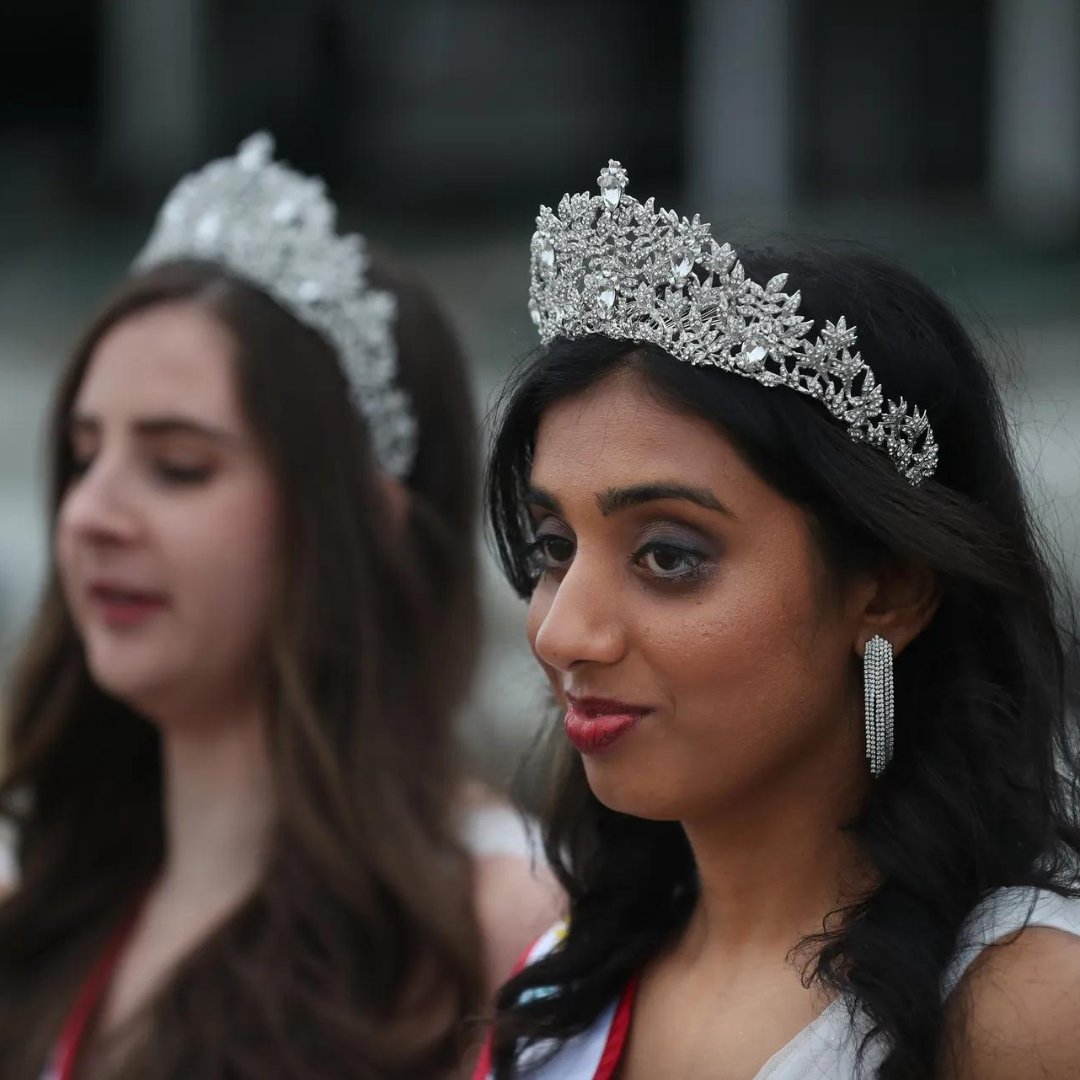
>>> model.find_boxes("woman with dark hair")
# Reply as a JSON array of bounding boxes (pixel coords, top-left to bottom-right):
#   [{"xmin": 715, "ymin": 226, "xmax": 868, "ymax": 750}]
[
  {"xmin": 475, "ymin": 161, "xmax": 1080, "ymax": 1079},
  {"xmin": 0, "ymin": 135, "xmax": 558, "ymax": 1080}
]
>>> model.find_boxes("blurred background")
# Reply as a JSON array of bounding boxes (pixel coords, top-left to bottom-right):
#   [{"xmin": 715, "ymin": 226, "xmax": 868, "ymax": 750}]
[{"xmin": 2, "ymin": 0, "xmax": 1080, "ymax": 783}]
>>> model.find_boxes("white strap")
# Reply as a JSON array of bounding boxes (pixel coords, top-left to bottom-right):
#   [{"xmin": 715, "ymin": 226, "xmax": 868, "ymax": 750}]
[{"xmin": 944, "ymin": 886, "xmax": 1080, "ymax": 997}]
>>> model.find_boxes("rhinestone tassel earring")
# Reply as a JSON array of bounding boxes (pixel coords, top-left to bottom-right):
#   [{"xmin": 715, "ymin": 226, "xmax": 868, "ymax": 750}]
[{"xmin": 863, "ymin": 635, "xmax": 894, "ymax": 777}]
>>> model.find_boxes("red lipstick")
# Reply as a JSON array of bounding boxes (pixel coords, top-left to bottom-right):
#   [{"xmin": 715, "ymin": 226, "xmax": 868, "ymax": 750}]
[{"xmin": 564, "ymin": 696, "xmax": 651, "ymax": 754}]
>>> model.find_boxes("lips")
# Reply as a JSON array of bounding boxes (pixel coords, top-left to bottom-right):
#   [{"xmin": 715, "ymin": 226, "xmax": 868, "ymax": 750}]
[
  {"xmin": 87, "ymin": 581, "xmax": 169, "ymax": 628},
  {"xmin": 563, "ymin": 695, "xmax": 652, "ymax": 754}
]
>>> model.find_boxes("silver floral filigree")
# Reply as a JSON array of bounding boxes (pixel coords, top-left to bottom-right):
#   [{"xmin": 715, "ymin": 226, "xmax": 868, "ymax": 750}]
[
  {"xmin": 134, "ymin": 132, "xmax": 417, "ymax": 478},
  {"xmin": 529, "ymin": 160, "xmax": 938, "ymax": 486}
]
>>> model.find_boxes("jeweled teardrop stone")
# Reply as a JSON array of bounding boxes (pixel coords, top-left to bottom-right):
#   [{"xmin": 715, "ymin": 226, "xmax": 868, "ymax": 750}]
[
  {"xmin": 671, "ymin": 251, "xmax": 693, "ymax": 279},
  {"xmin": 237, "ymin": 132, "xmax": 273, "ymax": 170},
  {"xmin": 599, "ymin": 173, "xmax": 623, "ymax": 208}
]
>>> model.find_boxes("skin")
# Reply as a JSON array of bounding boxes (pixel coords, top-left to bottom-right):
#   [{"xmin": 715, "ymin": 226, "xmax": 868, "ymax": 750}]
[
  {"xmin": 52, "ymin": 300, "xmax": 561, "ymax": 1067},
  {"xmin": 526, "ymin": 369, "xmax": 897, "ymax": 829},
  {"xmin": 941, "ymin": 928, "xmax": 1080, "ymax": 1079},
  {"xmin": 56, "ymin": 301, "xmax": 281, "ymax": 1052},
  {"xmin": 523, "ymin": 368, "xmax": 1080, "ymax": 1079},
  {"xmin": 59, "ymin": 302, "xmax": 281, "ymax": 727}
]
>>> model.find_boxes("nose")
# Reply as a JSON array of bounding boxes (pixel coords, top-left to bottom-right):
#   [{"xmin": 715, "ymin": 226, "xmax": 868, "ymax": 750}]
[
  {"xmin": 57, "ymin": 456, "xmax": 142, "ymax": 549},
  {"xmin": 530, "ymin": 554, "xmax": 628, "ymax": 674}
]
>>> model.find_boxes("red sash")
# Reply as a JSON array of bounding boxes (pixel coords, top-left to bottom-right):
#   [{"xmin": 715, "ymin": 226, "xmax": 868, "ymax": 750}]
[
  {"xmin": 472, "ymin": 936, "xmax": 639, "ymax": 1080},
  {"xmin": 49, "ymin": 904, "xmax": 142, "ymax": 1080},
  {"xmin": 595, "ymin": 977, "xmax": 638, "ymax": 1078}
]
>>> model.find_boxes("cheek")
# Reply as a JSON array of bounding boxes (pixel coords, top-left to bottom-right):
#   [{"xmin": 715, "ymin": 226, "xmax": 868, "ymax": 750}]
[
  {"xmin": 652, "ymin": 558, "xmax": 848, "ymax": 758},
  {"xmin": 54, "ymin": 501, "xmax": 86, "ymax": 620},
  {"xmin": 170, "ymin": 481, "xmax": 281, "ymax": 634}
]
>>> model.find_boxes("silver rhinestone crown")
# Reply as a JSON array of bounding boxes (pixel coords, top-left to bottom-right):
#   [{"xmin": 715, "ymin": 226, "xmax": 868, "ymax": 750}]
[
  {"xmin": 134, "ymin": 132, "xmax": 417, "ymax": 478},
  {"xmin": 529, "ymin": 161, "xmax": 938, "ymax": 485}
]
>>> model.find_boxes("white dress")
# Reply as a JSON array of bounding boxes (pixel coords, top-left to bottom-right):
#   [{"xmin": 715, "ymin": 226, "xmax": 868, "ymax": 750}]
[{"xmin": 475, "ymin": 886, "xmax": 1080, "ymax": 1080}]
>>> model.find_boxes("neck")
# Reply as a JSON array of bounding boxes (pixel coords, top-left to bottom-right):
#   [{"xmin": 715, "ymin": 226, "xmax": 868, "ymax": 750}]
[
  {"xmin": 154, "ymin": 699, "xmax": 274, "ymax": 906},
  {"xmin": 679, "ymin": 730, "xmax": 872, "ymax": 963}
]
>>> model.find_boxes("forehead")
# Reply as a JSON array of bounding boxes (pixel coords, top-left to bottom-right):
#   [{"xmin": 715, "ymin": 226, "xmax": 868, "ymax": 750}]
[
  {"xmin": 76, "ymin": 301, "xmax": 240, "ymax": 427},
  {"xmin": 531, "ymin": 368, "xmax": 759, "ymax": 505}
]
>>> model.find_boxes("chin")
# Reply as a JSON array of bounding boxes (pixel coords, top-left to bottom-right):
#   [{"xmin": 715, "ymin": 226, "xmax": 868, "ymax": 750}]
[
  {"xmin": 89, "ymin": 673, "xmax": 163, "ymax": 715},
  {"xmin": 582, "ymin": 760, "xmax": 685, "ymax": 822},
  {"xmin": 84, "ymin": 651, "xmax": 183, "ymax": 717}
]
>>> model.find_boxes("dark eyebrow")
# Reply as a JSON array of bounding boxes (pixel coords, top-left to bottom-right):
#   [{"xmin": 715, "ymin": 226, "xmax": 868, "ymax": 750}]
[
  {"xmin": 525, "ymin": 482, "xmax": 735, "ymax": 520},
  {"xmin": 596, "ymin": 482, "xmax": 735, "ymax": 519},
  {"xmin": 526, "ymin": 486, "xmax": 562, "ymax": 514},
  {"xmin": 68, "ymin": 414, "xmax": 236, "ymax": 443}
]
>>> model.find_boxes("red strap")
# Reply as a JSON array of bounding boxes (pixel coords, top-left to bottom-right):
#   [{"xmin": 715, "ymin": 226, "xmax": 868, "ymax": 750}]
[
  {"xmin": 471, "ymin": 1030, "xmax": 494, "ymax": 1080},
  {"xmin": 471, "ymin": 944, "xmax": 640, "ymax": 1080},
  {"xmin": 594, "ymin": 973, "xmax": 639, "ymax": 1079},
  {"xmin": 53, "ymin": 904, "xmax": 142, "ymax": 1080},
  {"xmin": 471, "ymin": 933, "xmax": 540, "ymax": 1080}
]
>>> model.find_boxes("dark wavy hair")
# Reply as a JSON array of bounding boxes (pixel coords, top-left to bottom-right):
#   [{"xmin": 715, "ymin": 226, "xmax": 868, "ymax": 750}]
[
  {"xmin": 484, "ymin": 247, "xmax": 1080, "ymax": 1078},
  {"xmin": 0, "ymin": 256, "xmax": 483, "ymax": 1079}
]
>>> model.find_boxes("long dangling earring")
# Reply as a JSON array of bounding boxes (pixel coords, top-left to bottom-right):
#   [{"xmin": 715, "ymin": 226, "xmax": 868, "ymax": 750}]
[{"xmin": 863, "ymin": 635, "xmax": 894, "ymax": 777}]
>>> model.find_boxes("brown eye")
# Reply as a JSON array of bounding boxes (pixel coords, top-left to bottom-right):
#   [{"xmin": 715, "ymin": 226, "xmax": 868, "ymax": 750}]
[
  {"xmin": 527, "ymin": 533, "xmax": 575, "ymax": 576},
  {"xmin": 635, "ymin": 541, "xmax": 706, "ymax": 580}
]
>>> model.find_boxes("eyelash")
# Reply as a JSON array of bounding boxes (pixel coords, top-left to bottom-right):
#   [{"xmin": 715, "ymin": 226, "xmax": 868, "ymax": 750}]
[
  {"xmin": 526, "ymin": 533, "xmax": 710, "ymax": 585},
  {"xmin": 69, "ymin": 454, "xmax": 212, "ymax": 486},
  {"xmin": 526, "ymin": 534, "xmax": 573, "ymax": 577},
  {"xmin": 635, "ymin": 541, "xmax": 708, "ymax": 580},
  {"xmin": 153, "ymin": 463, "xmax": 212, "ymax": 485}
]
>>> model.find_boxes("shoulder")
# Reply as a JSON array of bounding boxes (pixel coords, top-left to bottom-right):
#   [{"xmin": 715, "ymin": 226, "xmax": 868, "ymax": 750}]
[
  {"xmin": 472, "ymin": 850, "xmax": 566, "ymax": 995},
  {"xmin": 942, "ymin": 925, "xmax": 1080, "ymax": 1079}
]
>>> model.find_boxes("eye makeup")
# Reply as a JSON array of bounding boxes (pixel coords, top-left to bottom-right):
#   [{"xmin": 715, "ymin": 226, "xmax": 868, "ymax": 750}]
[
  {"xmin": 524, "ymin": 511, "xmax": 721, "ymax": 591},
  {"xmin": 629, "ymin": 520, "xmax": 717, "ymax": 587},
  {"xmin": 526, "ymin": 518, "xmax": 575, "ymax": 579}
]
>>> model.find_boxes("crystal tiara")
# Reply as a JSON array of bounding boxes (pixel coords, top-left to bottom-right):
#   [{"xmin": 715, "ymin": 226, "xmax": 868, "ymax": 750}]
[
  {"xmin": 528, "ymin": 161, "xmax": 938, "ymax": 486},
  {"xmin": 134, "ymin": 132, "xmax": 417, "ymax": 478}
]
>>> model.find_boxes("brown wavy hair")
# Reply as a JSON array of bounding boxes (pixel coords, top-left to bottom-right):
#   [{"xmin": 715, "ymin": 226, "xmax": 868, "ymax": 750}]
[{"xmin": 0, "ymin": 256, "xmax": 484, "ymax": 1078}]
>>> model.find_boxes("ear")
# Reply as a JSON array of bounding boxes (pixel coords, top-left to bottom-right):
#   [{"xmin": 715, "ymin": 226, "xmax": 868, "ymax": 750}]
[
  {"xmin": 853, "ymin": 559, "xmax": 940, "ymax": 657},
  {"xmin": 378, "ymin": 472, "xmax": 410, "ymax": 528}
]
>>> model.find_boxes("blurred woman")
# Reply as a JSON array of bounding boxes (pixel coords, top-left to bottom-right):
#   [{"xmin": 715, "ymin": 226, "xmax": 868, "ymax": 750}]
[
  {"xmin": 477, "ymin": 162, "xmax": 1080, "ymax": 1079},
  {"xmin": 0, "ymin": 134, "xmax": 557, "ymax": 1080}
]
